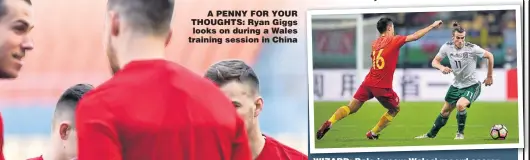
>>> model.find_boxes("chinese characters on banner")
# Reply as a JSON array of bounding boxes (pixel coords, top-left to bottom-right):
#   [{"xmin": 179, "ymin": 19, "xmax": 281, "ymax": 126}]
[{"xmin": 313, "ymin": 69, "xmax": 507, "ymax": 102}]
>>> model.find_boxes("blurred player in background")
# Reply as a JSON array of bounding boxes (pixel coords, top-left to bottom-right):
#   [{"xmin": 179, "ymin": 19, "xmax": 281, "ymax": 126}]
[
  {"xmin": 0, "ymin": 0, "xmax": 34, "ymax": 159},
  {"xmin": 28, "ymin": 84, "xmax": 93, "ymax": 160},
  {"xmin": 316, "ymin": 18, "xmax": 443, "ymax": 140},
  {"xmin": 75, "ymin": 0, "xmax": 251, "ymax": 159},
  {"xmin": 415, "ymin": 22, "xmax": 494, "ymax": 140},
  {"xmin": 205, "ymin": 60, "xmax": 308, "ymax": 160}
]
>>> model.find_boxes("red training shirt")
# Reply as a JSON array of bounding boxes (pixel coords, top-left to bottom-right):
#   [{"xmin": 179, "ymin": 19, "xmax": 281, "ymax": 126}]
[
  {"xmin": 255, "ymin": 135, "xmax": 308, "ymax": 160},
  {"xmin": 76, "ymin": 60, "xmax": 251, "ymax": 160},
  {"xmin": 362, "ymin": 35, "xmax": 407, "ymax": 88}
]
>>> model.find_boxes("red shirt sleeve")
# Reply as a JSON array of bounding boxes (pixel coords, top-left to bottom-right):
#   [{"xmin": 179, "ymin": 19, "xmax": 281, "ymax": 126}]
[
  {"xmin": 76, "ymin": 95, "xmax": 122, "ymax": 160},
  {"xmin": 232, "ymin": 116, "xmax": 252, "ymax": 160},
  {"xmin": 394, "ymin": 35, "xmax": 407, "ymax": 48}
]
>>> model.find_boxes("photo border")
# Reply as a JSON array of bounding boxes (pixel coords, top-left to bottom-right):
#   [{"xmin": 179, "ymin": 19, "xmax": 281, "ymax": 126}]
[
  {"xmin": 519, "ymin": 1, "xmax": 529, "ymax": 159},
  {"xmin": 306, "ymin": 5, "xmax": 525, "ymax": 154}
]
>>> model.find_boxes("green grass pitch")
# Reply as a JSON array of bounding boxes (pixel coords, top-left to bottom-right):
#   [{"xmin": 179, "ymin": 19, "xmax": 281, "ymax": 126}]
[{"xmin": 313, "ymin": 101, "xmax": 520, "ymax": 148}]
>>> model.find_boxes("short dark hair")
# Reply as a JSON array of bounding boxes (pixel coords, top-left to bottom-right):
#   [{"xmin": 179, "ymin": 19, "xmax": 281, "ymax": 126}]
[
  {"xmin": 376, "ymin": 17, "xmax": 393, "ymax": 34},
  {"xmin": 107, "ymin": 0, "xmax": 174, "ymax": 36},
  {"xmin": 0, "ymin": 0, "xmax": 32, "ymax": 19},
  {"xmin": 452, "ymin": 22, "xmax": 465, "ymax": 35},
  {"xmin": 54, "ymin": 84, "xmax": 94, "ymax": 125},
  {"xmin": 204, "ymin": 60, "xmax": 260, "ymax": 93}
]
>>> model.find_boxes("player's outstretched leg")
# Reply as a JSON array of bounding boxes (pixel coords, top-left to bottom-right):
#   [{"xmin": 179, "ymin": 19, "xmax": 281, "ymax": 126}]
[
  {"xmin": 454, "ymin": 97, "xmax": 470, "ymax": 140},
  {"xmin": 416, "ymin": 102, "xmax": 454, "ymax": 139},
  {"xmin": 316, "ymin": 98, "xmax": 364, "ymax": 140},
  {"xmin": 366, "ymin": 93, "xmax": 400, "ymax": 140}
]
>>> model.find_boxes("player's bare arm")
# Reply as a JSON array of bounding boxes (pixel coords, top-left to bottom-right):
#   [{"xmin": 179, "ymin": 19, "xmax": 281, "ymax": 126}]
[
  {"xmin": 405, "ymin": 20, "xmax": 443, "ymax": 42},
  {"xmin": 432, "ymin": 55, "xmax": 452, "ymax": 74},
  {"xmin": 483, "ymin": 50, "xmax": 494, "ymax": 86}
]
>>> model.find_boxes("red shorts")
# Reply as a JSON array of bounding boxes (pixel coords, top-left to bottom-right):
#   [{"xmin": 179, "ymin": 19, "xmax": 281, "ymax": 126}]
[{"xmin": 353, "ymin": 85, "xmax": 400, "ymax": 108}]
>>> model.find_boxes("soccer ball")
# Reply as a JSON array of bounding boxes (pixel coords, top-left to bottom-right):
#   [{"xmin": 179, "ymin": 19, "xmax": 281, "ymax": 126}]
[{"xmin": 490, "ymin": 124, "xmax": 508, "ymax": 140}]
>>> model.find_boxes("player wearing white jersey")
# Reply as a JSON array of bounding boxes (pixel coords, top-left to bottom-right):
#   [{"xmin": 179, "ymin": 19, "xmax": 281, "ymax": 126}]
[{"xmin": 415, "ymin": 22, "xmax": 494, "ymax": 140}]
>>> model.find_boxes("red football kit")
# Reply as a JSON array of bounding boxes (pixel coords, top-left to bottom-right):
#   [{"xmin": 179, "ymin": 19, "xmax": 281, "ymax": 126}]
[
  {"xmin": 76, "ymin": 60, "xmax": 251, "ymax": 160},
  {"xmin": 255, "ymin": 135, "xmax": 307, "ymax": 160},
  {"xmin": 354, "ymin": 35, "xmax": 407, "ymax": 107}
]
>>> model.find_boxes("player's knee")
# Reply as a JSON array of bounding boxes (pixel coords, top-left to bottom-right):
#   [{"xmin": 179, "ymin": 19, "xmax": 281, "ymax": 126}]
[
  {"xmin": 456, "ymin": 98, "xmax": 470, "ymax": 110},
  {"xmin": 456, "ymin": 102, "xmax": 468, "ymax": 111},
  {"xmin": 387, "ymin": 106, "xmax": 400, "ymax": 116},
  {"xmin": 457, "ymin": 106, "xmax": 466, "ymax": 112}
]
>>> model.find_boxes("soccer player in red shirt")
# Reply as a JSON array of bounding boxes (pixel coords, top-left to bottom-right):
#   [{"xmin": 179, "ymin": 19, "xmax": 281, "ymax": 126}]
[
  {"xmin": 28, "ymin": 84, "xmax": 93, "ymax": 160},
  {"xmin": 0, "ymin": 0, "xmax": 34, "ymax": 159},
  {"xmin": 75, "ymin": 0, "xmax": 251, "ymax": 160},
  {"xmin": 204, "ymin": 60, "xmax": 308, "ymax": 160},
  {"xmin": 316, "ymin": 18, "xmax": 443, "ymax": 140}
]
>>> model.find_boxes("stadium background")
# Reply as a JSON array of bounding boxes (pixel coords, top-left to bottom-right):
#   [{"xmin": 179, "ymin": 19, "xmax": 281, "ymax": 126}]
[
  {"xmin": 312, "ymin": 10, "xmax": 520, "ymax": 148},
  {"xmin": 0, "ymin": 1, "xmax": 308, "ymax": 159},
  {"xmin": 312, "ymin": 10, "xmax": 518, "ymax": 102}
]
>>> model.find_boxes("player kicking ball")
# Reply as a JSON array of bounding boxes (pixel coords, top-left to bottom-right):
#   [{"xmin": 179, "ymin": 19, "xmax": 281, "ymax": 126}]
[
  {"xmin": 415, "ymin": 22, "xmax": 494, "ymax": 140},
  {"xmin": 316, "ymin": 18, "xmax": 442, "ymax": 140}
]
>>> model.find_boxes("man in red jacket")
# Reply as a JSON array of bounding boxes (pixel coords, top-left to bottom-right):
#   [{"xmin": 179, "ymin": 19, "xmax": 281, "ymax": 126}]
[
  {"xmin": 205, "ymin": 60, "xmax": 308, "ymax": 160},
  {"xmin": 75, "ymin": 0, "xmax": 251, "ymax": 159},
  {"xmin": 0, "ymin": 0, "xmax": 34, "ymax": 159}
]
